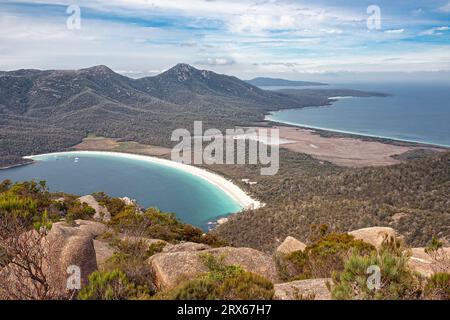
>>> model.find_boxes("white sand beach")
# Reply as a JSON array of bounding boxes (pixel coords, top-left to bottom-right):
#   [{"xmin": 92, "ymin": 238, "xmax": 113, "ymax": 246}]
[{"xmin": 24, "ymin": 151, "xmax": 262, "ymax": 211}]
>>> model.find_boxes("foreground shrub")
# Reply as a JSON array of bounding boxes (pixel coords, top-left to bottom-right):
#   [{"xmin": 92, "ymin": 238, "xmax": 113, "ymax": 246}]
[
  {"xmin": 330, "ymin": 247, "xmax": 423, "ymax": 300},
  {"xmin": 110, "ymin": 207, "xmax": 226, "ymax": 246},
  {"xmin": 277, "ymin": 229, "xmax": 375, "ymax": 280},
  {"xmin": 424, "ymin": 273, "xmax": 450, "ymax": 300},
  {"xmin": 102, "ymin": 239, "xmax": 160, "ymax": 294},
  {"xmin": 156, "ymin": 254, "xmax": 274, "ymax": 300},
  {"xmin": 78, "ymin": 270, "xmax": 150, "ymax": 300}
]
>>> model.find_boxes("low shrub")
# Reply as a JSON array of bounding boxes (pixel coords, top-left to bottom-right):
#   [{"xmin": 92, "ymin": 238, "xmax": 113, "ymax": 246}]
[
  {"xmin": 156, "ymin": 254, "xmax": 274, "ymax": 300},
  {"xmin": 277, "ymin": 230, "xmax": 376, "ymax": 281},
  {"xmin": 329, "ymin": 246, "xmax": 423, "ymax": 300},
  {"xmin": 103, "ymin": 239, "xmax": 156, "ymax": 293},
  {"xmin": 109, "ymin": 207, "xmax": 227, "ymax": 246},
  {"xmin": 64, "ymin": 201, "xmax": 95, "ymax": 223},
  {"xmin": 78, "ymin": 269, "xmax": 150, "ymax": 300},
  {"xmin": 424, "ymin": 273, "xmax": 450, "ymax": 300}
]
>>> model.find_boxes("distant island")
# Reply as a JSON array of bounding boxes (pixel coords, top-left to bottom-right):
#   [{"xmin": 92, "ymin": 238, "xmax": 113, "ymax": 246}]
[{"xmin": 246, "ymin": 77, "xmax": 327, "ymax": 87}]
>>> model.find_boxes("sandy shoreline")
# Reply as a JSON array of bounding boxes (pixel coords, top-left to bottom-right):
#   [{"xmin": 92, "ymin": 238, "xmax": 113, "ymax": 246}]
[
  {"xmin": 246, "ymin": 125, "xmax": 445, "ymax": 167},
  {"xmin": 24, "ymin": 151, "xmax": 262, "ymax": 211},
  {"xmin": 267, "ymin": 118, "xmax": 450, "ymax": 149}
]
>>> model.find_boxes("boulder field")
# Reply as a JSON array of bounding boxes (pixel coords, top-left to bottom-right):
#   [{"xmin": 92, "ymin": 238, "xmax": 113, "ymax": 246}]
[{"xmin": 3, "ymin": 221, "xmax": 448, "ymax": 300}]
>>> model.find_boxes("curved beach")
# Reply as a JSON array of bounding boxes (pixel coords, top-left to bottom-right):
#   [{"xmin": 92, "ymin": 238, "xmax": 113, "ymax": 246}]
[{"xmin": 24, "ymin": 151, "xmax": 262, "ymax": 211}]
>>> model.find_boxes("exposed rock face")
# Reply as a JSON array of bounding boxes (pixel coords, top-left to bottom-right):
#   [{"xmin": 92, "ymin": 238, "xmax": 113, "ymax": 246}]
[
  {"xmin": 78, "ymin": 195, "xmax": 111, "ymax": 222},
  {"xmin": 148, "ymin": 246, "xmax": 278, "ymax": 290},
  {"xmin": 162, "ymin": 242, "xmax": 210, "ymax": 253},
  {"xmin": 349, "ymin": 227, "xmax": 397, "ymax": 250},
  {"xmin": 93, "ymin": 240, "xmax": 116, "ymax": 270},
  {"xmin": 274, "ymin": 278, "xmax": 332, "ymax": 300},
  {"xmin": 276, "ymin": 236, "xmax": 306, "ymax": 255},
  {"xmin": 408, "ymin": 247, "xmax": 450, "ymax": 277},
  {"xmin": 74, "ymin": 219, "xmax": 108, "ymax": 237},
  {"xmin": 44, "ymin": 221, "xmax": 99, "ymax": 294},
  {"xmin": 119, "ymin": 235, "xmax": 168, "ymax": 247},
  {"xmin": 120, "ymin": 197, "xmax": 138, "ymax": 207}
]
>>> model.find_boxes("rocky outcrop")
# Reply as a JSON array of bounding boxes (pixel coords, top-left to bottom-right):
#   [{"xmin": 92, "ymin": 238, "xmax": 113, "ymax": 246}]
[
  {"xmin": 148, "ymin": 246, "xmax": 278, "ymax": 290},
  {"xmin": 349, "ymin": 227, "xmax": 398, "ymax": 250},
  {"xmin": 93, "ymin": 240, "xmax": 116, "ymax": 270},
  {"xmin": 44, "ymin": 221, "xmax": 100, "ymax": 294},
  {"xmin": 119, "ymin": 235, "xmax": 168, "ymax": 247},
  {"xmin": 0, "ymin": 220, "xmax": 110, "ymax": 299},
  {"xmin": 73, "ymin": 219, "xmax": 108, "ymax": 237},
  {"xmin": 276, "ymin": 236, "xmax": 306, "ymax": 255},
  {"xmin": 162, "ymin": 242, "xmax": 210, "ymax": 253},
  {"xmin": 408, "ymin": 247, "xmax": 450, "ymax": 277},
  {"xmin": 274, "ymin": 278, "xmax": 332, "ymax": 300},
  {"xmin": 78, "ymin": 195, "xmax": 111, "ymax": 222}
]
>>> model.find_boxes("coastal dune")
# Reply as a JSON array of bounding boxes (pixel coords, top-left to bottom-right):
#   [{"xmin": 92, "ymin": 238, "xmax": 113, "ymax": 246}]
[{"xmin": 24, "ymin": 151, "xmax": 262, "ymax": 211}]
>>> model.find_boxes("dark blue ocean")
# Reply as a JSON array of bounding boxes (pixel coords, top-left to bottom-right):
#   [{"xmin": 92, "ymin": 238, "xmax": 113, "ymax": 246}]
[{"xmin": 267, "ymin": 82, "xmax": 450, "ymax": 147}]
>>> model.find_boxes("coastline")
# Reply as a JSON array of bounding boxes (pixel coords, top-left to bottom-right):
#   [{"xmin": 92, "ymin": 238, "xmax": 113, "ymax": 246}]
[
  {"xmin": 265, "ymin": 114, "xmax": 450, "ymax": 149},
  {"xmin": 0, "ymin": 160, "xmax": 34, "ymax": 170},
  {"xmin": 23, "ymin": 151, "xmax": 262, "ymax": 211},
  {"xmin": 264, "ymin": 87, "xmax": 449, "ymax": 149}
]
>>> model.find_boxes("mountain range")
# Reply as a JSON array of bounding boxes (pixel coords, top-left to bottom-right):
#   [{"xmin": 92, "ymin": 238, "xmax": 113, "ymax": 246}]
[
  {"xmin": 0, "ymin": 63, "xmax": 381, "ymax": 167},
  {"xmin": 0, "ymin": 64, "xmax": 333, "ymax": 167}
]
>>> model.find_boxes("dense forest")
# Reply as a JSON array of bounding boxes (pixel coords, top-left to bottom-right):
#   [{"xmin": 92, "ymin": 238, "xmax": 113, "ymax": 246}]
[{"xmin": 212, "ymin": 149, "xmax": 450, "ymax": 251}]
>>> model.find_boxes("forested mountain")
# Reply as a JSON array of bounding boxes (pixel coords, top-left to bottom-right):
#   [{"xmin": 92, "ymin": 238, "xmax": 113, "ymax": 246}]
[
  {"xmin": 1, "ymin": 64, "xmax": 334, "ymax": 167},
  {"xmin": 213, "ymin": 149, "xmax": 450, "ymax": 251}
]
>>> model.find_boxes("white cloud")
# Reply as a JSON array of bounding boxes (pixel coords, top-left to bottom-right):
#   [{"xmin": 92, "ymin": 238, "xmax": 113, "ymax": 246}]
[
  {"xmin": 385, "ymin": 29, "xmax": 405, "ymax": 34},
  {"xmin": 420, "ymin": 26, "xmax": 449, "ymax": 35},
  {"xmin": 196, "ymin": 58, "xmax": 235, "ymax": 66},
  {"xmin": 2, "ymin": 0, "xmax": 450, "ymax": 78}
]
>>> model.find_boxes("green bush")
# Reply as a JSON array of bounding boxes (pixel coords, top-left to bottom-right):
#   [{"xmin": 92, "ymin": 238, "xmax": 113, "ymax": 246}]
[
  {"xmin": 110, "ymin": 207, "xmax": 226, "ymax": 246},
  {"xmin": 145, "ymin": 241, "xmax": 166, "ymax": 258},
  {"xmin": 424, "ymin": 273, "xmax": 450, "ymax": 300},
  {"xmin": 216, "ymin": 271, "xmax": 274, "ymax": 300},
  {"xmin": 156, "ymin": 254, "xmax": 274, "ymax": 300},
  {"xmin": 330, "ymin": 248, "xmax": 423, "ymax": 300},
  {"xmin": 92, "ymin": 192, "xmax": 126, "ymax": 217},
  {"xmin": 78, "ymin": 270, "xmax": 150, "ymax": 300},
  {"xmin": 64, "ymin": 201, "xmax": 96, "ymax": 223},
  {"xmin": 103, "ymin": 239, "xmax": 156, "ymax": 293},
  {"xmin": 277, "ymin": 231, "xmax": 376, "ymax": 281}
]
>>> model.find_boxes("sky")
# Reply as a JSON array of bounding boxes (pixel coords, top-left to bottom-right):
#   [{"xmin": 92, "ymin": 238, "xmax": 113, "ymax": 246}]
[{"xmin": 0, "ymin": 0, "xmax": 449, "ymax": 82}]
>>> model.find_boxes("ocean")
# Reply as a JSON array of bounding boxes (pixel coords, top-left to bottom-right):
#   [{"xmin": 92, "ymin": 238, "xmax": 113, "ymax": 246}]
[
  {"xmin": 0, "ymin": 152, "xmax": 242, "ymax": 229},
  {"xmin": 266, "ymin": 81, "xmax": 450, "ymax": 147}
]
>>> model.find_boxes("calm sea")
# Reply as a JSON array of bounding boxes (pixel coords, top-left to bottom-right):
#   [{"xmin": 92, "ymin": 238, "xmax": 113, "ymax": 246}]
[
  {"xmin": 0, "ymin": 152, "xmax": 241, "ymax": 229},
  {"xmin": 266, "ymin": 82, "xmax": 450, "ymax": 147}
]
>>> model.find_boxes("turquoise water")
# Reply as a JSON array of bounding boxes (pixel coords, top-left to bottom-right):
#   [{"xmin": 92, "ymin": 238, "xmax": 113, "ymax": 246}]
[
  {"xmin": 267, "ymin": 82, "xmax": 450, "ymax": 147},
  {"xmin": 0, "ymin": 152, "xmax": 242, "ymax": 229}
]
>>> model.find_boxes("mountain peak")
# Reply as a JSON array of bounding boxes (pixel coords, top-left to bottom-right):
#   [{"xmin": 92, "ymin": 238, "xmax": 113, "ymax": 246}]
[
  {"xmin": 162, "ymin": 63, "xmax": 217, "ymax": 83},
  {"xmin": 79, "ymin": 65, "xmax": 115, "ymax": 75},
  {"xmin": 166, "ymin": 63, "xmax": 199, "ymax": 82},
  {"xmin": 172, "ymin": 63, "xmax": 197, "ymax": 71}
]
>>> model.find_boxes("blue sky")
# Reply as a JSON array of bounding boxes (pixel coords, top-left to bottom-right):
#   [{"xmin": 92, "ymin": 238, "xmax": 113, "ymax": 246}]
[{"xmin": 0, "ymin": 0, "xmax": 449, "ymax": 81}]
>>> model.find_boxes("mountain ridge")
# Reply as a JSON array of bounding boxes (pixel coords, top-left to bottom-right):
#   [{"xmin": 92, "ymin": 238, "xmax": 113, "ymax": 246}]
[{"xmin": 0, "ymin": 63, "xmax": 315, "ymax": 167}]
